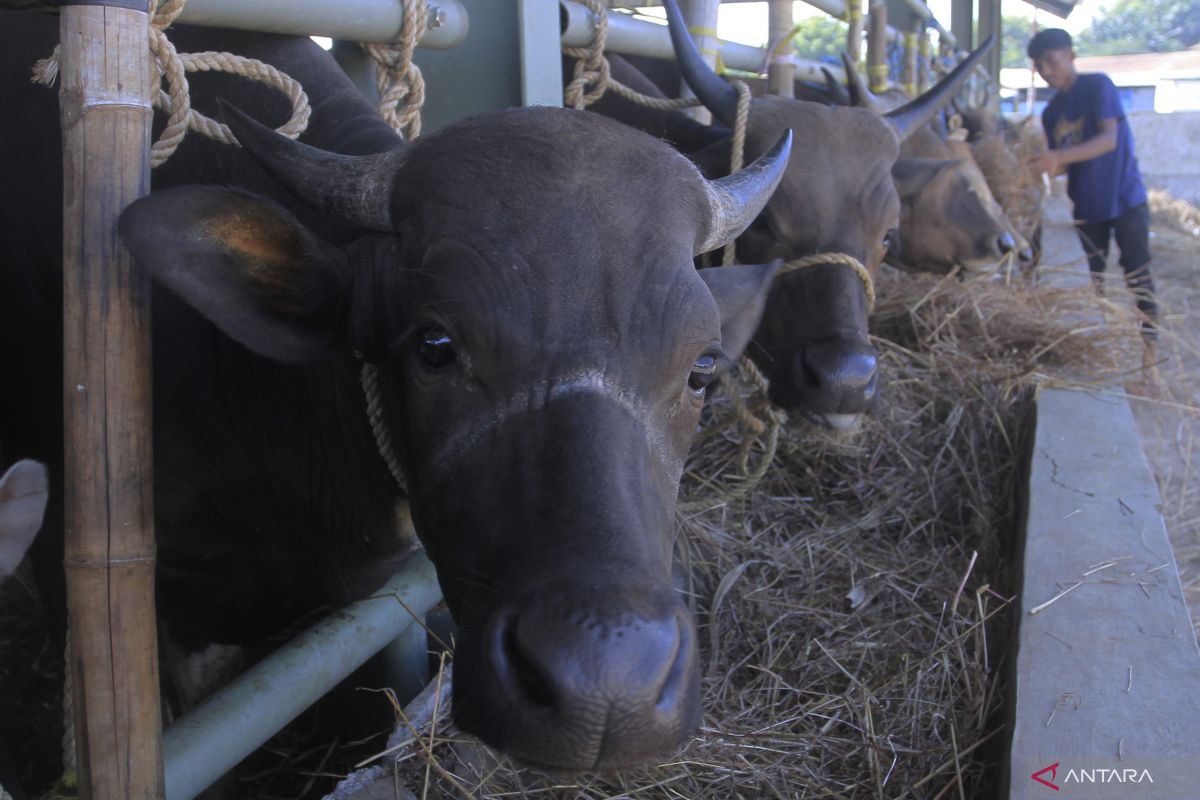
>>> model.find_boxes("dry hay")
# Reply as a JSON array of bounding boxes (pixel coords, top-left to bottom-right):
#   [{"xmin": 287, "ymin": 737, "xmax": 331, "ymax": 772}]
[
  {"xmin": 1148, "ymin": 188, "xmax": 1200, "ymax": 237},
  {"xmin": 969, "ymin": 121, "xmax": 1049, "ymax": 254},
  {"xmin": 351, "ymin": 269, "xmax": 1143, "ymax": 800}
]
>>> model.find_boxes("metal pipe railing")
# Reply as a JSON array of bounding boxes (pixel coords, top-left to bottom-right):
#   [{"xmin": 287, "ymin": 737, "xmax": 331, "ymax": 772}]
[
  {"xmin": 560, "ymin": 2, "xmax": 844, "ymax": 84},
  {"xmin": 175, "ymin": 0, "xmax": 469, "ymax": 48},
  {"xmin": 162, "ymin": 554, "xmax": 442, "ymax": 800}
]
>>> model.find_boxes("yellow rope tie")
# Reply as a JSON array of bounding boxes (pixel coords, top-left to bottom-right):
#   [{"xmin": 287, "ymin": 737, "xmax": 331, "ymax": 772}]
[
  {"xmin": 778, "ymin": 252, "xmax": 876, "ymax": 311},
  {"xmin": 868, "ymin": 63, "xmax": 889, "ymax": 94},
  {"xmin": 362, "ymin": 0, "xmax": 427, "ymax": 140}
]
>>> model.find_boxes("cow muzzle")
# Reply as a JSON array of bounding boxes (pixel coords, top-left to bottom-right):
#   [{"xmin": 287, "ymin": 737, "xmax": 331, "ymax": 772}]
[
  {"xmin": 777, "ymin": 339, "xmax": 879, "ymax": 428},
  {"xmin": 455, "ymin": 581, "xmax": 700, "ymax": 770}
]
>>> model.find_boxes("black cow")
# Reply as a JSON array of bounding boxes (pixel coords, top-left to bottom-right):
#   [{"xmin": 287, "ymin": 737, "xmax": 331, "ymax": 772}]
[
  {"xmin": 585, "ymin": 0, "xmax": 991, "ymax": 429},
  {"xmin": 0, "ymin": 11, "xmax": 791, "ymax": 770}
]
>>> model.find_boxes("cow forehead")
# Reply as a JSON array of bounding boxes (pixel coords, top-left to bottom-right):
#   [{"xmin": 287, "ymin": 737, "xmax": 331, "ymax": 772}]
[
  {"xmin": 393, "ymin": 107, "xmax": 711, "ymax": 241},
  {"xmin": 406, "ymin": 236, "xmax": 721, "ymax": 369},
  {"xmin": 750, "ymin": 99, "xmax": 898, "ymax": 166},
  {"xmin": 744, "ymin": 100, "xmax": 898, "ymax": 253}
]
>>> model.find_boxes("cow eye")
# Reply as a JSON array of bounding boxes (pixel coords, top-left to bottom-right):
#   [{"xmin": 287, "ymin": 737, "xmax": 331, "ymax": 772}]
[
  {"xmin": 882, "ymin": 228, "xmax": 898, "ymax": 249},
  {"xmin": 417, "ymin": 327, "xmax": 456, "ymax": 370},
  {"xmin": 688, "ymin": 353, "xmax": 719, "ymax": 395}
]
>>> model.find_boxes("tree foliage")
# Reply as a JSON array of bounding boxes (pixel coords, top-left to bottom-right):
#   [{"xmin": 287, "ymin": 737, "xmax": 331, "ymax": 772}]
[
  {"xmin": 1002, "ymin": 15, "xmax": 1035, "ymax": 67},
  {"xmin": 790, "ymin": 16, "xmax": 849, "ymax": 63},
  {"xmin": 1074, "ymin": 0, "xmax": 1200, "ymax": 55}
]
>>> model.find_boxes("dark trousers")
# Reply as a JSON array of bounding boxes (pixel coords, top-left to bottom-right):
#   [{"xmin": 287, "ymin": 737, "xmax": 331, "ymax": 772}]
[{"xmin": 1075, "ymin": 203, "xmax": 1157, "ymax": 338}]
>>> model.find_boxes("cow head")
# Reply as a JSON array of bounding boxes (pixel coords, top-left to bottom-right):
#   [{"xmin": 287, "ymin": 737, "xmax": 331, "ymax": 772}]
[
  {"xmin": 662, "ymin": 0, "xmax": 992, "ymax": 429},
  {"xmin": 841, "ymin": 58, "xmax": 1024, "ymax": 274},
  {"xmin": 119, "ymin": 106, "xmax": 790, "ymax": 770},
  {"xmin": 889, "ymin": 132, "xmax": 1024, "ymax": 274}
]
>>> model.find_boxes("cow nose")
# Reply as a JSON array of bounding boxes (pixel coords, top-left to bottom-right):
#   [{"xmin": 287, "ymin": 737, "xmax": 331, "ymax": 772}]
[
  {"xmin": 793, "ymin": 340, "xmax": 879, "ymax": 415},
  {"xmin": 997, "ymin": 231, "xmax": 1017, "ymax": 254},
  {"xmin": 479, "ymin": 585, "xmax": 700, "ymax": 769},
  {"xmin": 1018, "ymin": 244, "xmax": 1034, "ymax": 263}
]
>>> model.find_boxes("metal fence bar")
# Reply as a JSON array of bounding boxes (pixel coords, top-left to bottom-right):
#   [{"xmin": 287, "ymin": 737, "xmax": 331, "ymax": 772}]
[
  {"xmin": 163, "ymin": 554, "xmax": 442, "ymax": 800},
  {"xmin": 560, "ymin": 2, "xmax": 844, "ymax": 84},
  {"xmin": 176, "ymin": 0, "xmax": 469, "ymax": 47}
]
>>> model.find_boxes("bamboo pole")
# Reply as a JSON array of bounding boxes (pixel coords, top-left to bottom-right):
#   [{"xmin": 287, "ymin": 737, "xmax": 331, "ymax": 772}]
[
  {"xmin": 918, "ymin": 29, "xmax": 930, "ymax": 93},
  {"xmin": 846, "ymin": 0, "xmax": 864, "ymax": 70},
  {"xmin": 679, "ymin": 0, "xmax": 721, "ymax": 123},
  {"xmin": 58, "ymin": 3, "xmax": 162, "ymax": 799},
  {"xmin": 767, "ymin": 0, "xmax": 794, "ymax": 98},
  {"xmin": 902, "ymin": 29, "xmax": 917, "ymax": 96},
  {"xmin": 867, "ymin": 0, "xmax": 888, "ymax": 93}
]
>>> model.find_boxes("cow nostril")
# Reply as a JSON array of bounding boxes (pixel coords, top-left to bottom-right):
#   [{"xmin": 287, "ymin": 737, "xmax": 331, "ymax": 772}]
[
  {"xmin": 655, "ymin": 613, "xmax": 690, "ymax": 712},
  {"xmin": 501, "ymin": 615, "xmax": 558, "ymax": 710}
]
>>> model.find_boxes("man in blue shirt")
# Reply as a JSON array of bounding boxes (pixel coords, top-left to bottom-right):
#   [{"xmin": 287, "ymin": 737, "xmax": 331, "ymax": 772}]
[{"xmin": 1027, "ymin": 28, "xmax": 1157, "ymax": 347}]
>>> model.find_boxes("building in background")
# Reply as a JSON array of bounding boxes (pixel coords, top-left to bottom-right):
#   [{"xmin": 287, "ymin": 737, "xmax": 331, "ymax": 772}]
[{"xmin": 1001, "ymin": 46, "xmax": 1200, "ymax": 114}]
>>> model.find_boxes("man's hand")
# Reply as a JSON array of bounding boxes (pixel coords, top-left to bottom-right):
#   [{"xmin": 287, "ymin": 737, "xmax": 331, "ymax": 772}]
[{"xmin": 1027, "ymin": 150, "xmax": 1064, "ymax": 177}]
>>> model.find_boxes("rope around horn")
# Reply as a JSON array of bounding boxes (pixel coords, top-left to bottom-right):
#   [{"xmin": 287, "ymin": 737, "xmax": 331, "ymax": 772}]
[{"xmin": 355, "ymin": 0, "xmax": 432, "ymax": 494}]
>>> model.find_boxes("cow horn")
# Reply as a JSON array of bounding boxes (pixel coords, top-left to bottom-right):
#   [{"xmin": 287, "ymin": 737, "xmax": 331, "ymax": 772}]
[
  {"xmin": 884, "ymin": 36, "xmax": 994, "ymax": 142},
  {"xmin": 662, "ymin": 0, "xmax": 740, "ymax": 127},
  {"xmin": 841, "ymin": 54, "xmax": 883, "ymax": 112},
  {"xmin": 218, "ymin": 100, "xmax": 403, "ymax": 232},
  {"xmin": 696, "ymin": 129, "xmax": 792, "ymax": 255},
  {"xmin": 822, "ymin": 67, "xmax": 850, "ymax": 106}
]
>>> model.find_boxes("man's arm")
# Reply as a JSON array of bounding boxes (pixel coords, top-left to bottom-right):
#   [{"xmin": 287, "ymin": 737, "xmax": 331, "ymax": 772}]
[{"xmin": 1029, "ymin": 118, "xmax": 1118, "ymax": 176}]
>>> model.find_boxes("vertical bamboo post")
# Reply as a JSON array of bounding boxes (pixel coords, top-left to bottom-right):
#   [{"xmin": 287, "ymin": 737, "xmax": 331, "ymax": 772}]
[
  {"xmin": 58, "ymin": 3, "xmax": 162, "ymax": 799},
  {"xmin": 846, "ymin": 0, "xmax": 864, "ymax": 72},
  {"xmin": 767, "ymin": 0, "xmax": 794, "ymax": 98},
  {"xmin": 917, "ymin": 30, "xmax": 930, "ymax": 93},
  {"xmin": 867, "ymin": 0, "xmax": 888, "ymax": 93},
  {"xmin": 902, "ymin": 29, "xmax": 917, "ymax": 96},
  {"xmin": 679, "ymin": 0, "xmax": 721, "ymax": 124}
]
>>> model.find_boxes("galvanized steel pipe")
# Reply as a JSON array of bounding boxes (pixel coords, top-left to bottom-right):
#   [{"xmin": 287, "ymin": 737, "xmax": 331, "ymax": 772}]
[
  {"xmin": 163, "ymin": 553, "xmax": 442, "ymax": 800},
  {"xmin": 175, "ymin": 0, "xmax": 469, "ymax": 47},
  {"xmin": 560, "ymin": 2, "xmax": 843, "ymax": 85}
]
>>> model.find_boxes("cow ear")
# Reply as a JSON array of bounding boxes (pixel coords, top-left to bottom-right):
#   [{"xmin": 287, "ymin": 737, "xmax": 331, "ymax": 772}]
[
  {"xmin": 699, "ymin": 262, "xmax": 780, "ymax": 366},
  {"xmin": 0, "ymin": 460, "xmax": 48, "ymax": 579},
  {"xmin": 892, "ymin": 158, "xmax": 959, "ymax": 200},
  {"xmin": 120, "ymin": 186, "xmax": 351, "ymax": 363}
]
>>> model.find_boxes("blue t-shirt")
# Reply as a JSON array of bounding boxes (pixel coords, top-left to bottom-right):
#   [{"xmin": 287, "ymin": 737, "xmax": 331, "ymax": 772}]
[{"xmin": 1042, "ymin": 72, "xmax": 1146, "ymax": 223}]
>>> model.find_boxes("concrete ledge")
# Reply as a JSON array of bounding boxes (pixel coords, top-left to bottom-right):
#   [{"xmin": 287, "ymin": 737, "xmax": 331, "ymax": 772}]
[
  {"xmin": 1007, "ymin": 387, "xmax": 1200, "ymax": 797},
  {"xmin": 1006, "ymin": 195, "xmax": 1200, "ymax": 797}
]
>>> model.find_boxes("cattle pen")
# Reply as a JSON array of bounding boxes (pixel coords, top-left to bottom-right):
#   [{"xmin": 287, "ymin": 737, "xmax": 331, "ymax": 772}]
[{"xmin": 0, "ymin": 1, "xmax": 1198, "ymax": 800}]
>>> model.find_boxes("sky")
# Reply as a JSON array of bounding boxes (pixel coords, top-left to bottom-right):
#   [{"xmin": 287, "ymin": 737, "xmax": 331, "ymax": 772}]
[{"xmin": 652, "ymin": 0, "xmax": 1105, "ymax": 48}]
